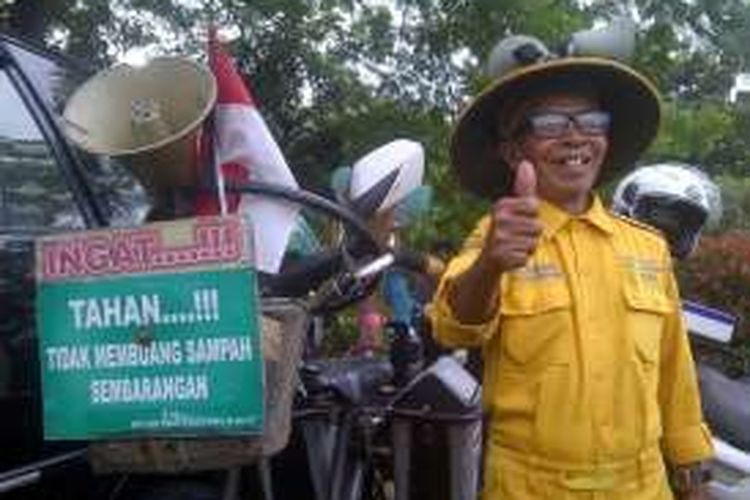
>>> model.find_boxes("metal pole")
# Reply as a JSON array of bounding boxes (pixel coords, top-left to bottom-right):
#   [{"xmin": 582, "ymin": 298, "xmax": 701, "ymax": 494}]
[
  {"xmin": 447, "ymin": 418, "xmax": 482, "ymax": 500},
  {"xmin": 391, "ymin": 419, "xmax": 412, "ymax": 500}
]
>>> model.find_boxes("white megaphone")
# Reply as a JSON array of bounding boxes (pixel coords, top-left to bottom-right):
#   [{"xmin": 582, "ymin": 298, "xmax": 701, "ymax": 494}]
[{"xmin": 62, "ymin": 57, "xmax": 217, "ymax": 203}]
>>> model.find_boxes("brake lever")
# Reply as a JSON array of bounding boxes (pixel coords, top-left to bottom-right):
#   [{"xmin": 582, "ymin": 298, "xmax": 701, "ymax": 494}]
[{"xmin": 309, "ymin": 252, "xmax": 395, "ymax": 312}]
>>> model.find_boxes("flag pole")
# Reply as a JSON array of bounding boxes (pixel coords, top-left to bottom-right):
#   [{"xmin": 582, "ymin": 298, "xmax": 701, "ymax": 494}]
[{"xmin": 206, "ymin": 24, "xmax": 228, "ymax": 216}]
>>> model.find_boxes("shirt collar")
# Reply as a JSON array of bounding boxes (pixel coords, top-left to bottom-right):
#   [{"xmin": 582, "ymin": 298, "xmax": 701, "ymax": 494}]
[{"xmin": 539, "ymin": 195, "xmax": 615, "ymax": 239}]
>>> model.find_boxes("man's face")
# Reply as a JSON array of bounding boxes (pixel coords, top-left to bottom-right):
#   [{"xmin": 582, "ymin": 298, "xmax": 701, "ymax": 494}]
[{"xmin": 502, "ymin": 93, "xmax": 609, "ymax": 212}]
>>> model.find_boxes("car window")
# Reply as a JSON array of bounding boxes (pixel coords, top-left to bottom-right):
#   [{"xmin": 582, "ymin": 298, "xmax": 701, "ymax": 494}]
[
  {"xmin": 0, "ymin": 69, "xmax": 85, "ymax": 230},
  {"xmin": 5, "ymin": 40, "xmax": 148, "ymax": 228}
]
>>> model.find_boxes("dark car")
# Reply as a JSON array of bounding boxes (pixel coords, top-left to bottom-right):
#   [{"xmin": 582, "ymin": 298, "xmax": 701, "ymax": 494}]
[{"xmin": 0, "ymin": 33, "xmax": 147, "ymax": 498}]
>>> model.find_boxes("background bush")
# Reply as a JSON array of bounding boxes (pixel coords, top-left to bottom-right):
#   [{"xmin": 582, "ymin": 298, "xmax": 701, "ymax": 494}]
[{"xmin": 677, "ymin": 232, "xmax": 750, "ymax": 342}]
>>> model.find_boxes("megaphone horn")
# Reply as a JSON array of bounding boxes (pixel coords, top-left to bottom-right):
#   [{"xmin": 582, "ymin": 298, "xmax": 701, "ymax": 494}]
[
  {"xmin": 566, "ymin": 18, "xmax": 637, "ymax": 62},
  {"xmin": 62, "ymin": 57, "xmax": 217, "ymax": 200}
]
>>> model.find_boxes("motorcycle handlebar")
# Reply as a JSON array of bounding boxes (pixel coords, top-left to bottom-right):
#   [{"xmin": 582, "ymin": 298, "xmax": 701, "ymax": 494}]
[
  {"xmin": 264, "ymin": 250, "xmax": 343, "ymax": 297},
  {"xmin": 266, "ymin": 247, "xmax": 445, "ymax": 300}
]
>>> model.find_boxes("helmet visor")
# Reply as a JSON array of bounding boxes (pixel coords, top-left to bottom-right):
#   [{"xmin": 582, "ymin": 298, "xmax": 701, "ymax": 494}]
[{"xmin": 632, "ymin": 196, "xmax": 707, "ymax": 259}]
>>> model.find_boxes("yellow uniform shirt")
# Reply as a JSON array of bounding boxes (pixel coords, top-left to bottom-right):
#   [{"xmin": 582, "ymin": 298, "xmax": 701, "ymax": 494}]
[{"xmin": 429, "ymin": 197, "xmax": 713, "ymax": 496}]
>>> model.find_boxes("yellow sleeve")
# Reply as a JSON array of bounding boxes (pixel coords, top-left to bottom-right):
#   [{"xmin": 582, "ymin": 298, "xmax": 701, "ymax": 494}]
[
  {"xmin": 658, "ymin": 255, "xmax": 715, "ymax": 465},
  {"xmin": 426, "ymin": 217, "xmax": 501, "ymax": 348}
]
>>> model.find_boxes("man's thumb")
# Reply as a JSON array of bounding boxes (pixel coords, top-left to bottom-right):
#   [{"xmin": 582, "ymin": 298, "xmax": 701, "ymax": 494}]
[{"xmin": 513, "ymin": 160, "xmax": 537, "ymax": 197}]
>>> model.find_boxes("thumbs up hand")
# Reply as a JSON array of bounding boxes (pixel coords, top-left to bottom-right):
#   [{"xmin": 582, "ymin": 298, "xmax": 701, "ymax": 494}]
[
  {"xmin": 513, "ymin": 158, "xmax": 537, "ymax": 197},
  {"xmin": 479, "ymin": 160, "xmax": 543, "ymax": 273}
]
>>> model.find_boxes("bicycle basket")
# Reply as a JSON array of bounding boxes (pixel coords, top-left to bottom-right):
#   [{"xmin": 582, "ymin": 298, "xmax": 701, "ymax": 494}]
[{"xmin": 87, "ymin": 298, "xmax": 308, "ymax": 473}]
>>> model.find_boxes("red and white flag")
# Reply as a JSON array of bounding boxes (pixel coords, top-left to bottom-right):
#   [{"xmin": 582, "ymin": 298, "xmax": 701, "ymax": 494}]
[{"xmin": 195, "ymin": 28, "xmax": 299, "ymax": 273}]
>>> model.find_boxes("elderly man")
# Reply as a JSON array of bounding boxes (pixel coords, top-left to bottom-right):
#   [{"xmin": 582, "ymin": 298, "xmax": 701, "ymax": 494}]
[{"xmin": 429, "ymin": 34, "xmax": 714, "ymax": 499}]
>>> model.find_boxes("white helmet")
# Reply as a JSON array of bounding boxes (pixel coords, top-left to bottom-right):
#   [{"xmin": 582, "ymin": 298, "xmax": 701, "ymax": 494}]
[
  {"xmin": 348, "ymin": 139, "xmax": 425, "ymax": 217},
  {"xmin": 611, "ymin": 163, "xmax": 721, "ymax": 259}
]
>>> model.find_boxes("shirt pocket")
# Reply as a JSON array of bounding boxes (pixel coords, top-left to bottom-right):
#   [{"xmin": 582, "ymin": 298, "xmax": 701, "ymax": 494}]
[
  {"xmin": 623, "ymin": 282, "xmax": 670, "ymax": 366},
  {"xmin": 500, "ymin": 274, "xmax": 572, "ymax": 369}
]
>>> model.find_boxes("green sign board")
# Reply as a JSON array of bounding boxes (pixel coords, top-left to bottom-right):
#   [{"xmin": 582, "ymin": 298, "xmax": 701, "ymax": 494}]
[{"xmin": 36, "ymin": 216, "xmax": 264, "ymax": 440}]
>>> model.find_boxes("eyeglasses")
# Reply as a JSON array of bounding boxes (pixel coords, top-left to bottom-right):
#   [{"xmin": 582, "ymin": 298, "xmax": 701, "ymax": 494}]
[{"xmin": 519, "ymin": 110, "xmax": 611, "ymax": 139}]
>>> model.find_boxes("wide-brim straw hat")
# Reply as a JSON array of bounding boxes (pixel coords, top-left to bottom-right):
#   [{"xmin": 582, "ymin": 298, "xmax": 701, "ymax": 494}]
[{"xmin": 451, "ymin": 36, "xmax": 661, "ymax": 200}]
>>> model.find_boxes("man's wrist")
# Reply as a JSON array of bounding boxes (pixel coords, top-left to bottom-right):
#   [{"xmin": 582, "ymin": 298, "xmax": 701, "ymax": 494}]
[
  {"xmin": 670, "ymin": 462, "xmax": 712, "ymax": 493},
  {"xmin": 448, "ymin": 257, "xmax": 503, "ymax": 324}
]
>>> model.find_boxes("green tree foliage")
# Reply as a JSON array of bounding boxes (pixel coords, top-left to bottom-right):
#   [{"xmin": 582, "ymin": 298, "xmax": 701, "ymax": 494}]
[
  {"xmin": 5, "ymin": 0, "xmax": 750, "ymax": 248},
  {"xmin": 716, "ymin": 175, "xmax": 750, "ymax": 231},
  {"xmin": 647, "ymin": 101, "xmax": 734, "ymax": 168}
]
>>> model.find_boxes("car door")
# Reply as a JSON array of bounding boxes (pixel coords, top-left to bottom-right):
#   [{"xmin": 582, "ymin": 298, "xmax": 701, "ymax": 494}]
[{"xmin": 0, "ymin": 34, "xmax": 146, "ymax": 498}]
